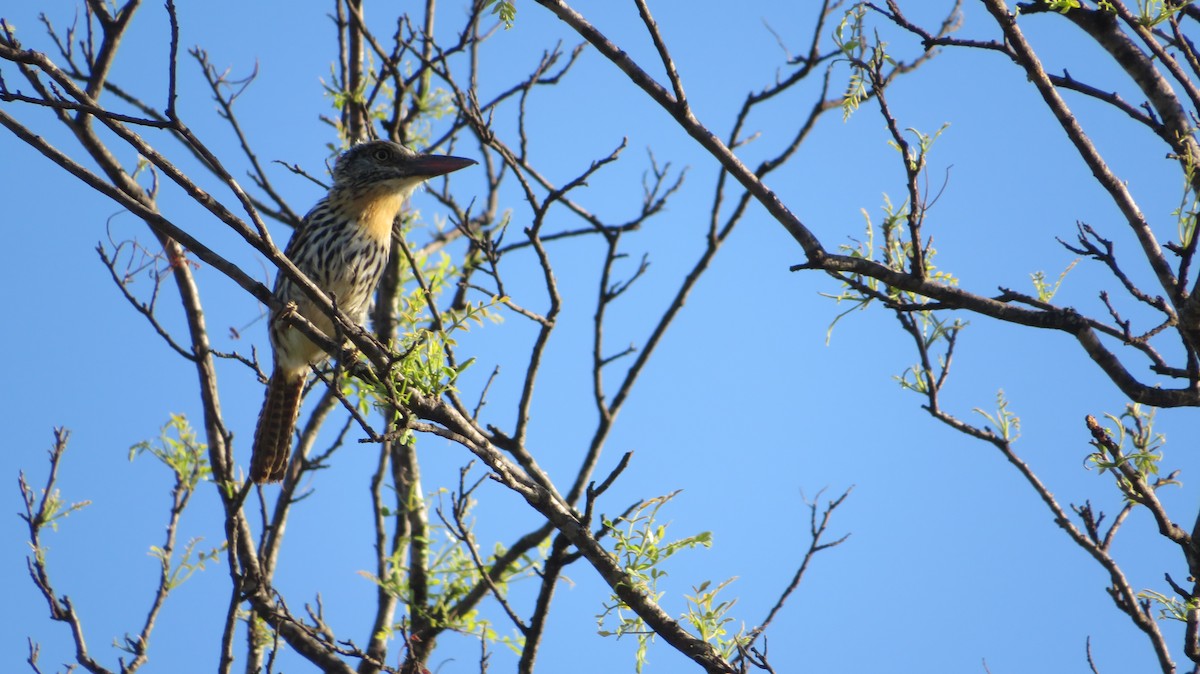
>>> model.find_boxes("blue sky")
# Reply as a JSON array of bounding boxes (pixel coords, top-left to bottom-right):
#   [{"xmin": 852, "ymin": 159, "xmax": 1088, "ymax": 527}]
[{"xmin": 4, "ymin": 1, "xmax": 1198, "ymax": 672}]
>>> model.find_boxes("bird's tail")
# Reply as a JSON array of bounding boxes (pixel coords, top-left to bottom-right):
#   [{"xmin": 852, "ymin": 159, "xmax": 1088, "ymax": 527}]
[{"xmin": 250, "ymin": 368, "xmax": 305, "ymax": 483}]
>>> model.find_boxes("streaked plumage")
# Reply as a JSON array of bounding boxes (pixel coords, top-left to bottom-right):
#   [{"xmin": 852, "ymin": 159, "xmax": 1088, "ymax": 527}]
[{"xmin": 250, "ymin": 140, "xmax": 475, "ymax": 483}]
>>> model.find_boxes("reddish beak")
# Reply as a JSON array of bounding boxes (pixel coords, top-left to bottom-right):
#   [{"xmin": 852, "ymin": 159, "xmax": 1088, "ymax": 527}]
[{"xmin": 410, "ymin": 154, "xmax": 477, "ymax": 177}]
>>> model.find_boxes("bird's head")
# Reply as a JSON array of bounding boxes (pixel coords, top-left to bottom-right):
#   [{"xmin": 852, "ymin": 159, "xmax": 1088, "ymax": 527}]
[{"xmin": 332, "ymin": 140, "xmax": 475, "ymax": 193}]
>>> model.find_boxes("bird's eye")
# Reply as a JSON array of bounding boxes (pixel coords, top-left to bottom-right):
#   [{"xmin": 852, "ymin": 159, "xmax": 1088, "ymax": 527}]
[{"xmin": 372, "ymin": 148, "xmax": 391, "ymax": 162}]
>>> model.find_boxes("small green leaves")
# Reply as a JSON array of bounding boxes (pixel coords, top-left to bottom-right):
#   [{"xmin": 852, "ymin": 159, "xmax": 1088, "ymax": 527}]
[
  {"xmin": 482, "ymin": 0, "xmax": 517, "ymax": 29},
  {"xmin": 1133, "ymin": 0, "xmax": 1187, "ymax": 27},
  {"xmin": 1137, "ymin": 589, "xmax": 1197, "ymax": 622},
  {"xmin": 895, "ymin": 315, "xmax": 966, "ymax": 395},
  {"xmin": 889, "ymin": 124, "xmax": 949, "ymax": 174},
  {"xmin": 833, "ymin": 6, "xmax": 867, "ymax": 120},
  {"xmin": 1060, "ymin": 0, "xmax": 1187, "ymax": 25},
  {"xmin": 126, "ymin": 415, "xmax": 221, "ymax": 597},
  {"xmin": 1173, "ymin": 142, "xmax": 1199, "ymax": 249},
  {"xmin": 824, "ymin": 190, "xmax": 960, "ymax": 344},
  {"xmin": 833, "ymin": 6, "xmax": 897, "ymax": 121},
  {"xmin": 22, "ymin": 486, "xmax": 91, "ymax": 534},
  {"xmin": 358, "ymin": 492, "xmax": 538, "ymax": 648},
  {"xmin": 973, "ymin": 390, "xmax": 1021, "ymax": 443},
  {"xmin": 1044, "ymin": 0, "xmax": 1081, "ymax": 13},
  {"xmin": 1084, "ymin": 404, "xmax": 1177, "ymax": 512},
  {"xmin": 682, "ymin": 578, "xmax": 746, "ymax": 659},
  {"xmin": 841, "ymin": 70, "xmax": 868, "ymax": 122},
  {"xmin": 129, "ymin": 413, "xmax": 210, "ymax": 490},
  {"xmin": 596, "ymin": 492, "xmax": 733, "ymax": 672},
  {"xmin": 1030, "ymin": 259, "xmax": 1078, "ymax": 302},
  {"xmin": 1085, "ymin": 403, "xmax": 1166, "ymax": 484},
  {"xmin": 149, "ymin": 537, "xmax": 225, "ymax": 591}
]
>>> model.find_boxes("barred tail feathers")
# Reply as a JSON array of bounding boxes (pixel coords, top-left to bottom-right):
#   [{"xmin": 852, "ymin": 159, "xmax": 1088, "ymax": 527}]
[{"xmin": 250, "ymin": 368, "xmax": 305, "ymax": 483}]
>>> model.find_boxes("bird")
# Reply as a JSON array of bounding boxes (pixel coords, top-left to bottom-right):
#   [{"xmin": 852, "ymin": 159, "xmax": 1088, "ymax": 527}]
[{"xmin": 250, "ymin": 140, "xmax": 475, "ymax": 484}]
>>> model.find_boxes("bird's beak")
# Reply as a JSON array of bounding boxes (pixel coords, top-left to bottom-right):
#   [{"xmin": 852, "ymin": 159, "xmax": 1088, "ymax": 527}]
[{"xmin": 409, "ymin": 154, "xmax": 477, "ymax": 178}]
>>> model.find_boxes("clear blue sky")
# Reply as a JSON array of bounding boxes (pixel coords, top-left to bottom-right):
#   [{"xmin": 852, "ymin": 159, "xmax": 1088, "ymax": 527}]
[{"xmin": 4, "ymin": 2, "xmax": 1197, "ymax": 672}]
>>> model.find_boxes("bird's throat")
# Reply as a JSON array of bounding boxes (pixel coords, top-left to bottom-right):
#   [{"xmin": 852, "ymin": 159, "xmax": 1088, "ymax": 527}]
[{"xmin": 344, "ymin": 182, "xmax": 417, "ymax": 243}]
